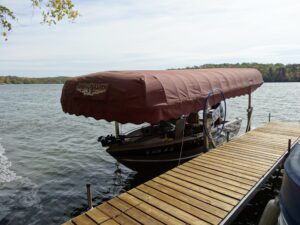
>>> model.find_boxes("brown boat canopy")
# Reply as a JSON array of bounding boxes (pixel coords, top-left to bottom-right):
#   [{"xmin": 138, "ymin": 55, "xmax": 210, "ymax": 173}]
[{"xmin": 61, "ymin": 68, "xmax": 263, "ymax": 124}]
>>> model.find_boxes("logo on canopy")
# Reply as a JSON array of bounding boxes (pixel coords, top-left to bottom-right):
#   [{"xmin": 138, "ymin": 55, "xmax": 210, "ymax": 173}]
[{"xmin": 76, "ymin": 83, "xmax": 108, "ymax": 96}]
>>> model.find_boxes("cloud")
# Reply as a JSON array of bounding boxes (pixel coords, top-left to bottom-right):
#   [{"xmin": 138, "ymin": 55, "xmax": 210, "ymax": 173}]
[{"xmin": 0, "ymin": 0, "xmax": 300, "ymax": 77}]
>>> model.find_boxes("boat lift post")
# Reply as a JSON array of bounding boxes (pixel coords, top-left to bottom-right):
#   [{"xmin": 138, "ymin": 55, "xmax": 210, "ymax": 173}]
[
  {"xmin": 246, "ymin": 92, "xmax": 253, "ymax": 132},
  {"xmin": 226, "ymin": 131, "xmax": 230, "ymax": 142},
  {"xmin": 203, "ymin": 131, "xmax": 209, "ymax": 151},
  {"xmin": 115, "ymin": 122, "xmax": 120, "ymax": 138}
]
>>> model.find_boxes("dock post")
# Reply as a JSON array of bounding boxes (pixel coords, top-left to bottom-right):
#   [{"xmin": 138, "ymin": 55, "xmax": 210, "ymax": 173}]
[
  {"xmin": 288, "ymin": 139, "xmax": 291, "ymax": 155},
  {"xmin": 268, "ymin": 113, "xmax": 271, "ymax": 122},
  {"xmin": 283, "ymin": 139, "xmax": 292, "ymax": 168},
  {"xmin": 226, "ymin": 131, "xmax": 230, "ymax": 142},
  {"xmin": 86, "ymin": 184, "xmax": 93, "ymax": 209}
]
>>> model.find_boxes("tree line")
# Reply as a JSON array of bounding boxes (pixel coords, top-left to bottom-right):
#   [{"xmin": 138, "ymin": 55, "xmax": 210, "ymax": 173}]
[
  {"xmin": 179, "ymin": 63, "xmax": 300, "ymax": 82},
  {"xmin": 0, "ymin": 76, "xmax": 69, "ymax": 84},
  {"xmin": 1, "ymin": 63, "xmax": 300, "ymax": 84}
]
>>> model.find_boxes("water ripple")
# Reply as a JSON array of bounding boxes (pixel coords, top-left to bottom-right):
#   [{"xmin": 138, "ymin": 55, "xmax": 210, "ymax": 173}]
[{"xmin": 0, "ymin": 141, "xmax": 20, "ymax": 183}]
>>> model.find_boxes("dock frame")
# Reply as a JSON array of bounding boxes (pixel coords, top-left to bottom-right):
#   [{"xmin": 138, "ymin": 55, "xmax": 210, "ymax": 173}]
[{"xmin": 63, "ymin": 121, "xmax": 300, "ymax": 225}]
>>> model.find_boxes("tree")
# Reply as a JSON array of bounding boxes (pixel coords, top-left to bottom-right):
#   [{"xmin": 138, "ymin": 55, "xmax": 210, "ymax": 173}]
[
  {"xmin": 0, "ymin": 5, "xmax": 15, "ymax": 40},
  {"xmin": 0, "ymin": 0, "xmax": 79, "ymax": 41}
]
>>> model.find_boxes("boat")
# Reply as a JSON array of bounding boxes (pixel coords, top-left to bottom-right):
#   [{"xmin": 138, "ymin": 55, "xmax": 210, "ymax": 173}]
[
  {"xmin": 258, "ymin": 140, "xmax": 300, "ymax": 225},
  {"xmin": 61, "ymin": 68, "xmax": 263, "ymax": 171}
]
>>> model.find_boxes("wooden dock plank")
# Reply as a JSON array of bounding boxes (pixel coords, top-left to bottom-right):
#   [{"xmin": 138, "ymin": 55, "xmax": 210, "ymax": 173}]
[
  {"xmin": 124, "ymin": 208, "xmax": 160, "ymax": 225},
  {"xmin": 160, "ymin": 173, "xmax": 239, "ymax": 205},
  {"xmin": 108, "ymin": 198, "xmax": 132, "ymax": 212},
  {"xmin": 119, "ymin": 193, "xmax": 185, "ymax": 225},
  {"xmin": 62, "ymin": 221, "xmax": 74, "ymax": 225},
  {"xmin": 174, "ymin": 167, "xmax": 249, "ymax": 195},
  {"xmin": 109, "ymin": 198, "xmax": 163, "ymax": 225},
  {"xmin": 137, "ymin": 184, "xmax": 221, "ymax": 224},
  {"xmin": 216, "ymin": 147, "xmax": 280, "ymax": 161},
  {"xmin": 128, "ymin": 188, "xmax": 209, "ymax": 225},
  {"xmin": 201, "ymin": 153, "xmax": 269, "ymax": 171},
  {"xmin": 230, "ymin": 139, "xmax": 288, "ymax": 149},
  {"xmin": 208, "ymin": 151, "xmax": 273, "ymax": 166},
  {"xmin": 193, "ymin": 157, "xmax": 264, "ymax": 177},
  {"xmin": 234, "ymin": 137, "xmax": 288, "ymax": 146},
  {"xmin": 182, "ymin": 162, "xmax": 255, "ymax": 186},
  {"xmin": 63, "ymin": 122, "xmax": 300, "ymax": 225},
  {"xmin": 72, "ymin": 214, "xmax": 97, "ymax": 225},
  {"xmin": 232, "ymin": 134, "xmax": 290, "ymax": 144},
  {"xmin": 212, "ymin": 149, "xmax": 276, "ymax": 164},
  {"xmin": 241, "ymin": 134, "xmax": 294, "ymax": 142},
  {"xmin": 239, "ymin": 131, "xmax": 294, "ymax": 139},
  {"xmin": 262, "ymin": 128, "xmax": 300, "ymax": 135},
  {"xmin": 100, "ymin": 219, "xmax": 120, "ymax": 225},
  {"xmin": 190, "ymin": 158, "xmax": 260, "ymax": 181},
  {"xmin": 253, "ymin": 127, "xmax": 300, "ymax": 137},
  {"xmin": 86, "ymin": 208, "xmax": 109, "ymax": 224},
  {"xmin": 153, "ymin": 177, "xmax": 234, "ymax": 211},
  {"xmin": 97, "ymin": 202, "xmax": 122, "ymax": 218},
  {"xmin": 167, "ymin": 170, "xmax": 244, "ymax": 199},
  {"xmin": 114, "ymin": 213, "xmax": 141, "ymax": 225},
  {"xmin": 233, "ymin": 139, "xmax": 288, "ymax": 147},
  {"xmin": 203, "ymin": 154, "xmax": 270, "ymax": 171},
  {"xmin": 179, "ymin": 164, "xmax": 252, "ymax": 190},
  {"xmin": 145, "ymin": 180, "xmax": 228, "ymax": 218},
  {"xmin": 221, "ymin": 143, "xmax": 284, "ymax": 155}
]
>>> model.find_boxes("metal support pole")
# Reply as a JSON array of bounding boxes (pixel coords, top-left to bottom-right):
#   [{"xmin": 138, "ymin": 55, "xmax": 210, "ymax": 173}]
[
  {"xmin": 203, "ymin": 111, "xmax": 209, "ymax": 151},
  {"xmin": 268, "ymin": 112, "xmax": 271, "ymax": 122},
  {"xmin": 246, "ymin": 93, "xmax": 252, "ymax": 132},
  {"xmin": 203, "ymin": 131, "xmax": 209, "ymax": 151},
  {"xmin": 115, "ymin": 121, "xmax": 120, "ymax": 138},
  {"xmin": 86, "ymin": 183, "xmax": 93, "ymax": 209},
  {"xmin": 226, "ymin": 131, "xmax": 230, "ymax": 142}
]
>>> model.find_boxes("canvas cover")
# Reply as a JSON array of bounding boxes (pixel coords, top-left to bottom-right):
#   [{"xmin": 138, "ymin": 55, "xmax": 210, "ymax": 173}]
[{"xmin": 61, "ymin": 68, "xmax": 263, "ymax": 124}]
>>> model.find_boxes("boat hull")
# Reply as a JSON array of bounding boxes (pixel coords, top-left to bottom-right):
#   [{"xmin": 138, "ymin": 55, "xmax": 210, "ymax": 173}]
[
  {"xmin": 108, "ymin": 141, "xmax": 205, "ymax": 172},
  {"xmin": 106, "ymin": 118, "xmax": 242, "ymax": 172}
]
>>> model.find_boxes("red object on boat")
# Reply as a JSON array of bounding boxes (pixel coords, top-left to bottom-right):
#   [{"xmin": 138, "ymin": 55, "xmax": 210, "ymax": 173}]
[{"xmin": 61, "ymin": 68, "xmax": 263, "ymax": 124}]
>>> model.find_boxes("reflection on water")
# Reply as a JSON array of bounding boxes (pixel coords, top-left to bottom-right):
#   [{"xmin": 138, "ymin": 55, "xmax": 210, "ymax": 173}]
[{"xmin": 0, "ymin": 83, "xmax": 299, "ymax": 225}]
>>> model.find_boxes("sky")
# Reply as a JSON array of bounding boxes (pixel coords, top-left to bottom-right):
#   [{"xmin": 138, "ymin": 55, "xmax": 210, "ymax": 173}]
[{"xmin": 1, "ymin": 0, "xmax": 300, "ymax": 77}]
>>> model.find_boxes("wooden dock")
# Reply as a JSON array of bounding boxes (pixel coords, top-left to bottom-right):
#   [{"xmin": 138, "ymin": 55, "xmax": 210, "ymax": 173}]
[{"xmin": 63, "ymin": 121, "xmax": 300, "ymax": 225}]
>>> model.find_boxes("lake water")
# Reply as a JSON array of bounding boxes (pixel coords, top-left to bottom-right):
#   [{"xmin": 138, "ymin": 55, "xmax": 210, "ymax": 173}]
[{"xmin": 0, "ymin": 83, "xmax": 299, "ymax": 225}]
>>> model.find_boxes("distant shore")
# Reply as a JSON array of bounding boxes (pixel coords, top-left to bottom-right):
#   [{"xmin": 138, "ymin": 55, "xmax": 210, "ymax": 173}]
[
  {"xmin": 0, "ymin": 76, "xmax": 70, "ymax": 84},
  {"xmin": 175, "ymin": 63, "xmax": 300, "ymax": 82},
  {"xmin": 1, "ymin": 63, "xmax": 300, "ymax": 84}
]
